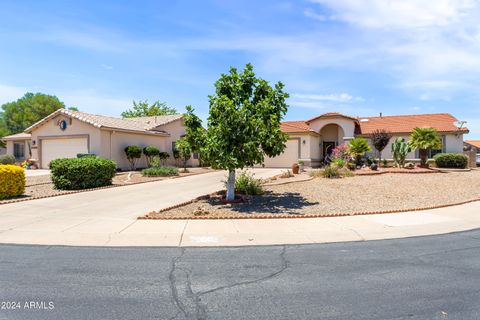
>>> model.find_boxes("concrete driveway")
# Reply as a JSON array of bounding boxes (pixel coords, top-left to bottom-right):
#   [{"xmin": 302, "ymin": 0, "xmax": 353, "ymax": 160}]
[{"xmin": 24, "ymin": 169, "xmax": 50, "ymax": 177}]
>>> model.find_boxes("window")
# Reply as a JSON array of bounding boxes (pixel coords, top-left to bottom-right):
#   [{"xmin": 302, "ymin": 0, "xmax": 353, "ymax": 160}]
[
  {"xmin": 193, "ymin": 153, "xmax": 199, "ymax": 159},
  {"xmin": 429, "ymin": 135, "xmax": 445, "ymax": 158},
  {"xmin": 13, "ymin": 142, "xmax": 25, "ymax": 159},
  {"xmin": 171, "ymin": 141, "xmax": 177, "ymax": 152}
]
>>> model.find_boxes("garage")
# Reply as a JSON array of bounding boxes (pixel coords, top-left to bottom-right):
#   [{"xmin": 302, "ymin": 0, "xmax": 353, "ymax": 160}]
[
  {"xmin": 263, "ymin": 139, "xmax": 300, "ymax": 168},
  {"xmin": 41, "ymin": 137, "xmax": 88, "ymax": 168}
]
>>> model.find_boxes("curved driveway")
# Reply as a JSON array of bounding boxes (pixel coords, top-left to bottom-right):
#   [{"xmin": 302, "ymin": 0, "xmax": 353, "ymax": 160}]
[{"xmin": 0, "ymin": 229, "xmax": 479, "ymax": 320}]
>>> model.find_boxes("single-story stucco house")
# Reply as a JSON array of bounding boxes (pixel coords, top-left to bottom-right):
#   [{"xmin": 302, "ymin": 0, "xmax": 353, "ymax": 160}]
[
  {"xmin": 2, "ymin": 109, "xmax": 199, "ymax": 170},
  {"xmin": 263, "ymin": 112, "xmax": 469, "ymax": 167}
]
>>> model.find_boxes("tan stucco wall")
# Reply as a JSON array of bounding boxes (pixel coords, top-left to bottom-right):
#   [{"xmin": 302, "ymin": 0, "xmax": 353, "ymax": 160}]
[
  {"xmin": 308, "ymin": 117, "xmax": 356, "ymax": 140},
  {"xmin": 159, "ymin": 120, "xmax": 200, "ymax": 167}
]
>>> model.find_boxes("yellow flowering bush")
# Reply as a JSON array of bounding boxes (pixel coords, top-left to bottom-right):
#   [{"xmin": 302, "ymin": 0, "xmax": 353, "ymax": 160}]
[{"xmin": 0, "ymin": 165, "xmax": 26, "ymax": 199}]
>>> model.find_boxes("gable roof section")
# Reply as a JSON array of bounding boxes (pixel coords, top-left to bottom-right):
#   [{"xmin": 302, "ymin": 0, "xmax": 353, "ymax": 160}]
[
  {"xmin": 24, "ymin": 109, "xmax": 183, "ymax": 135},
  {"xmin": 2, "ymin": 132, "xmax": 32, "ymax": 141},
  {"xmin": 357, "ymin": 113, "xmax": 469, "ymax": 135},
  {"xmin": 306, "ymin": 112, "xmax": 358, "ymax": 124},
  {"xmin": 280, "ymin": 121, "xmax": 317, "ymax": 134},
  {"xmin": 465, "ymin": 140, "xmax": 480, "ymax": 149}
]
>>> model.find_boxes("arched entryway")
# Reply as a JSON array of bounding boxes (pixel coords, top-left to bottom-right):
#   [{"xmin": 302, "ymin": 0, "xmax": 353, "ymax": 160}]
[{"xmin": 320, "ymin": 123, "xmax": 345, "ymax": 159}]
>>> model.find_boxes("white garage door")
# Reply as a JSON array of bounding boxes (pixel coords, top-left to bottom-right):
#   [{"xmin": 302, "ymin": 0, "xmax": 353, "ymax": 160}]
[
  {"xmin": 41, "ymin": 138, "xmax": 88, "ymax": 168},
  {"xmin": 263, "ymin": 139, "xmax": 300, "ymax": 168}
]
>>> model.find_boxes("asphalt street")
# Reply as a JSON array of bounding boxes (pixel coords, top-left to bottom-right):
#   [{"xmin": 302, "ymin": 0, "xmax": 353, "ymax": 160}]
[{"xmin": 0, "ymin": 229, "xmax": 479, "ymax": 320}]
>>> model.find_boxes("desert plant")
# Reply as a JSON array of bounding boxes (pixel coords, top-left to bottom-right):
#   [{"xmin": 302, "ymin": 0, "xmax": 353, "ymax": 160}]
[
  {"xmin": 391, "ymin": 137, "xmax": 411, "ymax": 168},
  {"xmin": 348, "ymin": 137, "xmax": 372, "ymax": 165},
  {"xmin": 331, "ymin": 157, "xmax": 345, "ymax": 168},
  {"xmin": 49, "ymin": 157, "xmax": 116, "ymax": 190},
  {"xmin": 159, "ymin": 152, "xmax": 170, "ymax": 165},
  {"xmin": 143, "ymin": 146, "xmax": 160, "ymax": 167},
  {"xmin": 124, "ymin": 146, "xmax": 142, "ymax": 170},
  {"xmin": 382, "ymin": 158, "xmax": 388, "ymax": 167},
  {"xmin": 141, "ymin": 165, "xmax": 178, "ymax": 177},
  {"xmin": 0, "ymin": 164, "xmax": 25, "ymax": 199},
  {"xmin": 0, "ymin": 154, "xmax": 15, "ymax": 165},
  {"xmin": 409, "ymin": 127, "xmax": 442, "ymax": 167},
  {"xmin": 433, "ymin": 153, "xmax": 468, "ymax": 169},
  {"xmin": 371, "ymin": 129, "xmax": 392, "ymax": 162},
  {"xmin": 233, "ymin": 171, "xmax": 263, "ymax": 195},
  {"xmin": 322, "ymin": 164, "xmax": 341, "ymax": 178}
]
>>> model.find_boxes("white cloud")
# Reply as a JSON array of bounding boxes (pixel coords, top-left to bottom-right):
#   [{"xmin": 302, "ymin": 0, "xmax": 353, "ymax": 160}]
[
  {"xmin": 101, "ymin": 64, "xmax": 114, "ymax": 70},
  {"xmin": 309, "ymin": 0, "xmax": 476, "ymax": 29},
  {"xmin": 292, "ymin": 93, "xmax": 364, "ymax": 103},
  {"xmin": 303, "ymin": 8, "xmax": 327, "ymax": 21}
]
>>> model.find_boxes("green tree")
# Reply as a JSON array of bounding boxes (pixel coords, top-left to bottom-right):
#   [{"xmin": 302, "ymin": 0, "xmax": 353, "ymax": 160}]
[
  {"xmin": 175, "ymin": 138, "xmax": 192, "ymax": 172},
  {"xmin": 348, "ymin": 137, "xmax": 372, "ymax": 165},
  {"xmin": 183, "ymin": 105, "xmax": 205, "ymax": 162},
  {"xmin": 409, "ymin": 127, "xmax": 442, "ymax": 166},
  {"xmin": 202, "ymin": 63, "xmax": 289, "ymax": 201},
  {"xmin": 121, "ymin": 100, "xmax": 177, "ymax": 118},
  {"xmin": 124, "ymin": 146, "xmax": 142, "ymax": 171},
  {"xmin": 1, "ymin": 92, "xmax": 66, "ymax": 134}
]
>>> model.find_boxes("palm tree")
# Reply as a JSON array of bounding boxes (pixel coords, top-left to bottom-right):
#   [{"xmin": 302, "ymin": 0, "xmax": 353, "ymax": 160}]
[
  {"xmin": 348, "ymin": 137, "xmax": 372, "ymax": 166},
  {"xmin": 409, "ymin": 127, "xmax": 442, "ymax": 167}
]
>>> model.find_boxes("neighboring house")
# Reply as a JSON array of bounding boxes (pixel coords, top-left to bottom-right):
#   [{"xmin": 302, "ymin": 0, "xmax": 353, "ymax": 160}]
[
  {"xmin": 464, "ymin": 140, "xmax": 480, "ymax": 153},
  {"xmin": 1, "ymin": 109, "xmax": 199, "ymax": 170},
  {"xmin": 264, "ymin": 112, "xmax": 469, "ymax": 168},
  {"xmin": 3, "ymin": 132, "xmax": 32, "ymax": 161}
]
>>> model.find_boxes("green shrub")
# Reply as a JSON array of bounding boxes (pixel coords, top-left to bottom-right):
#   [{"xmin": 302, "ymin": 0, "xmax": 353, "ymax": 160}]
[
  {"xmin": 159, "ymin": 151, "xmax": 170, "ymax": 165},
  {"xmin": 141, "ymin": 165, "xmax": 178, "ymax": 177},
  {"xmin": 50, "ymin": 157, "xmax": 116, "ymax": 190},
  {"xmin": 0, "ymin": 154, "xmax": 16, "ymax": 164},
  {"xmin": 124, "ymin": 146, "xmax": 142, "ymax": 170},
  {"xmin": 323, "ymin": 164, "xmax": 341, "ymax": 178},
  {"xmin": 143, "ymin": 146, "xmax": 160, "ymax": 167},
  {"xmin": 434, "ymin": 153, "xmax": 468, "ymax": 169},
  {"xmin": 233, "ymin": 171, "xmax": 263, "ymax": 195},
  {"xmin": 0, "ymin": 165, "xmax": 25, "ymax": 199}
]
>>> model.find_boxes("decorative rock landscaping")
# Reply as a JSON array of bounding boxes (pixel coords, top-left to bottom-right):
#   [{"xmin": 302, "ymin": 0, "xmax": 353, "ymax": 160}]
[{"xmin": 143, "ymin": 170, "xmax": 480, "ymax": 219}]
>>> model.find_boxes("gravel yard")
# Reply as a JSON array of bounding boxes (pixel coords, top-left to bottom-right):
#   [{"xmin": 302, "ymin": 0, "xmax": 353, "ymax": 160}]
[
  {"xmin": 145, "ymin": 170, "xmax": 480, "ymax": 219},
  {"xmin": 0, "ymin": 167, "xmax": 215, "ymax": 204}
]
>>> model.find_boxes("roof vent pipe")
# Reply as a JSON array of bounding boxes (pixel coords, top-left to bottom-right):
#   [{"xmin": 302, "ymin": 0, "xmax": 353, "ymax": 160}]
[{"xmin": 379, "ymin": 112, "xmax": 382, "ymax": 118}]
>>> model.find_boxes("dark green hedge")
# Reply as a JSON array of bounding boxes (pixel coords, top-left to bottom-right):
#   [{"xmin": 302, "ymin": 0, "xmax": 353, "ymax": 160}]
[
  {"xmin": 50, "ymin": 157, "xmax": 116, "ymax": 190},
  {"xmin": 433, "ymin": 153, "xmax": 468, "ymax": 169},
  {"xmin": 141, "ymin": 166, "xmax": 178, "ymax": 177}
]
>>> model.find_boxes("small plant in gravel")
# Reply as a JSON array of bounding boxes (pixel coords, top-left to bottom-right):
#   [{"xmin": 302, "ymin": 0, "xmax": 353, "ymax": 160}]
[
  {"xmin": 232, "ymin": 171, "xmax": 263, "ymax": 195},
  {"xmin": 141, "ymin": 166, "xmax": 179, "ymax": 177},
  {"xmin": 322, "ymin": 164, "xmax": 341, "ymax": 178}
]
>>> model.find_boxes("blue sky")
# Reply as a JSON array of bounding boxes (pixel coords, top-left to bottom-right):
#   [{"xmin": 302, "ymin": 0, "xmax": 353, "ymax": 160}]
[{"xmin": 0, "ymin": 0, "xmax": 479, "ymax": 138}]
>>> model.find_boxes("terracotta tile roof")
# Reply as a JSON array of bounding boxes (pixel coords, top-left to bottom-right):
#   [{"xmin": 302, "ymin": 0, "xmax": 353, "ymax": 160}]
[
  {"xmin": 306, "ymin": 112, "xmax": 358, "ymax": 123},
  {"xmin": 1, "ymin": 132, "xmax": 32, "ymax": 140},
  {"xmin": 280, "ymin": 121, "xmax": 314, "ymax": 133},
  {"xmin": 465, "ymin": 140, "xmax": 480, "ymax": 149},
  {"xmin": 25, "ymin": 109, "xmax": 182, "ymax": 135},
  {"xmin": 357, "ymin": 113, "xmax": 469, "ymax": 135}
]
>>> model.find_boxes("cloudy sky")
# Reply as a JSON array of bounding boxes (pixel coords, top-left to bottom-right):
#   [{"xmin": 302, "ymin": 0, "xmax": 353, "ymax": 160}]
[{"xmin": 0, "ymin": 0, "xmax": 479, "ymax": 137}]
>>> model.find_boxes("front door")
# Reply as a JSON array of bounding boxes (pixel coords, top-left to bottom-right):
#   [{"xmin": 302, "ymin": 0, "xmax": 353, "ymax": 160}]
[{"xmin": 323, "ymin": 142, "xmax": 336, "ymax": 159}]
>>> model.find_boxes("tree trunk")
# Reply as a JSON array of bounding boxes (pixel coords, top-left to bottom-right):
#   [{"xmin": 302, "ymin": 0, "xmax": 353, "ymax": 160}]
[
  {"xmin": 420, "ymin": 149, "xmax": 428, "ymax": 167},
  {"xmin": 226, "ymin": 170, "xmax": 236, "ymax": 201}
]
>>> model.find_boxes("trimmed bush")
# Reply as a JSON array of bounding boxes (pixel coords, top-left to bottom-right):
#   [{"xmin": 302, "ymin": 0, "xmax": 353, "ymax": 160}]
[
  {"xmin": 434, "ymin": 153, "xmax": 468, "ymax": 169},
  {"xmin": 50, "ymin": 157, "xmax": 116, "ymax": 190},
  {"xmin": 322, "ymin": 164, "xmax": 341, "ymax": 178},
  {"xmin": 143, "ymin": 146, "xmax": 160, "ymax": 167},
  {"xmin": 234, "ymin": 172, "xmax": 263, "ymax": 195},
  {"xmin": 141, "ymin": 165, "xmax": 178, "ymax": 177},
  {"xmin": 0, "ymin": 154, "xmax": 16, "ymax": 165},
  {"xmin": 77, "ymin": 153, "xmax": 96, "ymax": 158},
  {"xmin": 0, "ymin": 165, "xmax": 25, "ymax": 199},
  {"xmin": 124, "ymin": 146, "xmax": 142, "ymax": 170}
]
